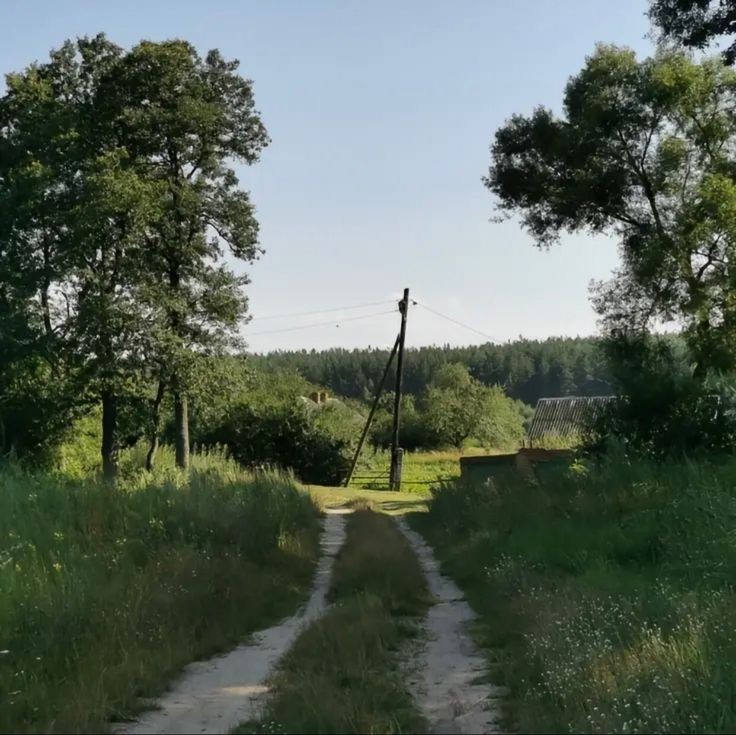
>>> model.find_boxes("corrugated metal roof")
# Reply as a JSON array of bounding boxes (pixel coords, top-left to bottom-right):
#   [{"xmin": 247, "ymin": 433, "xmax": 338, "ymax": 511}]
[{"xmin": 528, "ymin": 396, "xmax": 614, "ymax": 442}]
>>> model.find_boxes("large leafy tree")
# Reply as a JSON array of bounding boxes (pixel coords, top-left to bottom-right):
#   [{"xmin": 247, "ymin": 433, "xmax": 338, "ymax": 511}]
[
  {"xmin": 651, "ymin": 0, "xmax": 736, "ymax": 63},
  {"xmin": 487, "ymin": 46, "xmax": 736, "ymax": 376},
  {"xmin": 0, "ymin": 35, "xmax": 267, "ymax": 477},
  {"xmin": 0, "ymin": 35, "xmax": 144, "ymax": 475},
  {"xmin": 99, "ymin": 40, "xmax": 269, "ymax": 469}
]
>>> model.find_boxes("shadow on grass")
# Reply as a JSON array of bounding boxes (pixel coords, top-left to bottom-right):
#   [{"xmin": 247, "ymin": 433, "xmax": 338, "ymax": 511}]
[{"xmin": 379, "ymin": 499, "xmax": 428, "ymax": 513}]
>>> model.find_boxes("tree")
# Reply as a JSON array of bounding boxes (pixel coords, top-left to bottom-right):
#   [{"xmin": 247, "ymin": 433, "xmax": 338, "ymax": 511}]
[
  {"xmin": 99, "ymin": 40, "xmax": 269, "ymax": 469},
  {"xmin": 0, "ymin": 35, "xmax": 268, "ymax": 477},
  {"xmin": 423, "ymin": 363, "xmax": 524, "ymax": 449},
  {"xmin": 0, "ymin": 35, "xmax": 149, "ymax": 478},
  {"xmin": 247, "ymin": 337, "xmax": 612, "ymax": 407},
  {"xmin": 592, "ymin": 332, "xmax": 736, "ymax": 456},
  {"xmin": 67, "ymin": 149, "xmax": 161, "ymax": 478},
  {"xmin": 651, "ymin": 0, "xmax": 736, "ymax": 63},
  {"xmin": 487, "ymin": 46, "xmax": 736, "ymax": 377}
]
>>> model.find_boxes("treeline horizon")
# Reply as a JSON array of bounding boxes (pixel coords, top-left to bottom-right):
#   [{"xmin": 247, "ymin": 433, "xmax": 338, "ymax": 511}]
[{"xmin": 247, "ymin": 335, "xmax": 614, "ymax": 407}]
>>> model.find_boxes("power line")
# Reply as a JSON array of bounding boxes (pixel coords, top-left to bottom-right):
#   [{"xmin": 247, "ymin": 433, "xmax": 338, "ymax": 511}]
[
  {"xmin": 250, "ymin": 299, "xmax": 395, "ymax": 321},
  {"xmin": 245, "ymin": 309, "xmax": 398, "ymax": 336},
  {"xmin": 414, "ymin": 302, "xmax": 499, "ymax": 343}
]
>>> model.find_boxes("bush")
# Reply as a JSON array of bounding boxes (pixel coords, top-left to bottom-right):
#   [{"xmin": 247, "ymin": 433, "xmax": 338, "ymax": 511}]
[
  {"xmin": 593, "ymin": 335, "xmax": 736, "ymax": 457},
  {"xmin": 0, "ymin": 357, "xmax": 83, "ymax": 462},
  {"xmin": 208, "ymin": 401, "xmax": 351, "ymax": 485},
  {"xmin": 190, "ymin": 368, "xmax": 354, "ymax": 485}
]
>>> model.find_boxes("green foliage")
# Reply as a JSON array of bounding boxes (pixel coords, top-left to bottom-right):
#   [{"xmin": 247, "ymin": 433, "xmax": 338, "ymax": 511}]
[
  {"xmin": 424, "ymin": 363, "xmax": 525, "ymax": 449},
  {"xmin": 369, "ymin": 395, "xmax": 438, "ymax": 451},
  {"xmin": 415, "ymin": 453, "xmax": 736, "ymax": 733},
  {"xmin": 0, "ymin": 452, "xmax": 319, "ymax": 733},
  {"xmin": 0, "ymin": 34, "xmax": 268, "ymax": 476},
  {"xmin": 249, "ymin": 336, "xmax": 612, "ymax": 407},
  {"xmin": 99, "ymin": 39, "xmax": 270, "ymax": 452},
  {"xmin": 0, "ymin": 356, "xmax": 82, "ymax": 461},
  {"xmin": 650, "ymin": 0, "xmax": 736, "ymax": 64},
  {"xmin": 366, "ymin": 364, "xmax": 525, "ymax": 452},
  {"xmin": 194, "ymin": 369, "xmax": 355, "ymax": 485},
  {"xmin": 593, "ymin": 334, "xmax": 736, "ymax": 457},
  {"xmin": 488, "ymin": 46, "xmax": 736, "ymax": 377},
  {"xmin": 53, "ymin": 410, "xmax": 103, "ymax": 479}
]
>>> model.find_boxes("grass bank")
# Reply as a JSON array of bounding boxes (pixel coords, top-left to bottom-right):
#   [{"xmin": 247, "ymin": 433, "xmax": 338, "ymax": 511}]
[
  {"xmin": 242, "ymin": 509, "xmax": 430, "ymax": 734},
  {"xmin": 0, "ymin": 449, "xmax": 319, "ymax": 733},
  {"xmin": 412, "ymin": 453, "xmax": 736, "ymax": 733}
]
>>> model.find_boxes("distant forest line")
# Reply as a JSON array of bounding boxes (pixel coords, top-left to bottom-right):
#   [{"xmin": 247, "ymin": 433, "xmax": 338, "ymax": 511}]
[{"xmin": 248, "ymin": 336, "xmax": 613, "ymax": 407}]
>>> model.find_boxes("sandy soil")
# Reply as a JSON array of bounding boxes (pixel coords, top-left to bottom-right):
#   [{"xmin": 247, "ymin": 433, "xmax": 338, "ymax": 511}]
[
  {"xmin": 116, "ymin": 510, "xmax": 348, "ymax": 735},
  {"xmin": 397, "ymin": 518, "xmax": 504, "ymax": 735}
]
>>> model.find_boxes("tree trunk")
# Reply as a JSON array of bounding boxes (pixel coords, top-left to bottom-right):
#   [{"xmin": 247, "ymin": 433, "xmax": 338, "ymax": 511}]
[
  {"xmin": 145, "ymin": 380, "xmax": 167, "ymax": 472},
  {"xmin": 101, "ymin": 391, "xmax": 118, "ymax": 481},
  {"xmin": 174, "ymin": 391, "xmax": 190, "ymax": 470}
]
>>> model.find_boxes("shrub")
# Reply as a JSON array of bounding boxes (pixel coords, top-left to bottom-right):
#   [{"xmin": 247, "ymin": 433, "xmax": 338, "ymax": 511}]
[
  {"xmin": 207, "ymin": 401, "xmax": 351, "ymax": 485},
  {"xmin": 593, "ymin": 335, "xmax": 736, "ymax": 457},
  {"xmin": 190, "ymin": 368, "xmax": 353, "ymax": 485}
]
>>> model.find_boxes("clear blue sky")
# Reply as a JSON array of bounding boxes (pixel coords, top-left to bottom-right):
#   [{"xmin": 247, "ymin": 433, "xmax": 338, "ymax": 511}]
[{"xmin": 0, "ymin": 0, "xmax": 654, "ymax": 351}]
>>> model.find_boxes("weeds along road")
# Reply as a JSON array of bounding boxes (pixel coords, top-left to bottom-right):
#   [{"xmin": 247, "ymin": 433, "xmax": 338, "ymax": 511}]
[
  {"xmin": 117, "ymin": 511, "xmax": 348, "ymax": 735},
  {"xmin": 119, "ymin": 501, "xmax": 502, "ymax": 735}
]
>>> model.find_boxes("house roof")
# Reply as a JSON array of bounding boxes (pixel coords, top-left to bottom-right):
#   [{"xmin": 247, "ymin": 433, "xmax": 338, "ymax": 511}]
[{"xmin": 528, "ymin": 396, "xmax": 614, "ymax": 441}]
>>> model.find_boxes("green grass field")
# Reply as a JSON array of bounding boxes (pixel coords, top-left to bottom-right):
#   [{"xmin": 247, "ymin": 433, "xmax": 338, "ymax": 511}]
[{"xmin": 348, "ymin": 448, "xmax": 493, "ymax": 494}]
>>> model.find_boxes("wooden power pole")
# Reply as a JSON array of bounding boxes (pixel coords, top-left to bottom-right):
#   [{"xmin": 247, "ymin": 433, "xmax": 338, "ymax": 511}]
[
  {"xmin": 343, "ymin": 333, "xmax": 400, "ymax": 487},
  {"xmin": 390, "ymin": 288, "xmax": 410, "ymax": 490}
]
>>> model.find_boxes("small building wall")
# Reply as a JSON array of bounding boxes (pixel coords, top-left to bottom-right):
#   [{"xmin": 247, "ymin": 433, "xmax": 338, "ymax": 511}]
[{"xmin": 459, "ymin": 448, "xmax": 574, "ymax": 484}]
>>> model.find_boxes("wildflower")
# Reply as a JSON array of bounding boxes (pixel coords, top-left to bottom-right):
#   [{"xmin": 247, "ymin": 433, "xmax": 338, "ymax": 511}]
[{"xmin": 52, "ymin": 562, "xmax": 62, "ymax": 572}]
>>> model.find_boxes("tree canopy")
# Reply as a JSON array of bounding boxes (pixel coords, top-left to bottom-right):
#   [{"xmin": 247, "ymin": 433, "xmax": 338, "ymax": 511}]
[
  {"xmin": 423, "ymin": 363, "xmax": 525, "ymax": 449},
  {"xmin": 248, "ymin": 337, "xmax": 612, "ymax": 407},
  {"xmin": 487, "ymin": 46, "xmax": 736, "ymax": 377},
  {"xmin": 651, "ymin": 0, "xmax": 736, "ymax": 63},
  {"xmin": 0, "ymin": 35, "xmax": 268, "ymax": 476}
]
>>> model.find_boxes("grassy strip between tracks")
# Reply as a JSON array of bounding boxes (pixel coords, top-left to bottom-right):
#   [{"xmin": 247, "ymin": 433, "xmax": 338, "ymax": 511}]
[{"xmin": 238, "ymin": 509, "xmax": 431, "ymax": 735}]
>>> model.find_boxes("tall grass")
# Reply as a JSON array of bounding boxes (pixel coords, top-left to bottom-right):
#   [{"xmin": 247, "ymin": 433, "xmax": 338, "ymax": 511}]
[
  {"xmin": 413, "ymin": 452, "xmax": 736, "ymax": 733},
  {"xmin": 0, "ymin": 448, "xmax": 319, "ymax": 733}
]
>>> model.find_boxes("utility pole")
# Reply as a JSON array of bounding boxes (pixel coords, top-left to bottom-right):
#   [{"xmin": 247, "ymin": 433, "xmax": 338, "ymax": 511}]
[
  {"xmin": 343, "ymin": 334, "xmax": 400, "ymax": 487},
  {"xmin": 390, "ymin": 288, "xmax": 410, "ymax": 490}
]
